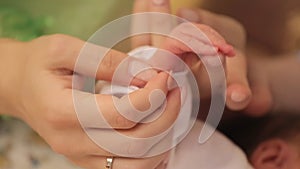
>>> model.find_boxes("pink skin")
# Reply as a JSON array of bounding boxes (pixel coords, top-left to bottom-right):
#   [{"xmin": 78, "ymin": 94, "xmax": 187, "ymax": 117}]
[
  {"xmin": 129, "ymin": 1, "xmax": 239, "ymax": 168},
  {"xmin": 132, "ymin": 0, "xmax": 252, "ymax": 113},
  {"xmin": 158, "ymin": 22, "xmax": 236, "ymax": 100},
  {"xmin": 176, "ymin": 8, "xmax": 253, "ymax": 112},
  {"xmin": 0, "ymin": 35, "xmax": 181, "ymax": 169},
  {"xmin": 162, "ymin": 22, "xmax": 235, "ymax": 58}
]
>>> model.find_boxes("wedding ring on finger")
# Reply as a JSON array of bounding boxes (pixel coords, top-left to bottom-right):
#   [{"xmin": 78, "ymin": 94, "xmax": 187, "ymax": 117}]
[{"xmin": 105, "ymin": 157, "xmax": 114, "ymax": 169}]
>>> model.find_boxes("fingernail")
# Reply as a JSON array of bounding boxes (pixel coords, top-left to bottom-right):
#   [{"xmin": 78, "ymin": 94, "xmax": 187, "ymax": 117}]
[
  {"xmin": 220, "ymin": 44, "xmax": 236, "ymax": 57},
  {"xmin": 152, "ymin": 0, "xmax": 166, "ymax": 6},
  {"xmin": 136, "ymin": 69, "xmax": 158, "ymax": 81},
  {"xmin": 180, "ymin": 86, "xmax": 187, "ymax": 106},
  {"xmin": 179, "ymin": 9, "xmax": 199, "ymax": 22},
  {"xmin": 231, "ymin": 91, "xmax": 247, "ymax": 102},
  {"xmin": 167, "ymin": 71, "xmax": 177, "ymax": 90}
]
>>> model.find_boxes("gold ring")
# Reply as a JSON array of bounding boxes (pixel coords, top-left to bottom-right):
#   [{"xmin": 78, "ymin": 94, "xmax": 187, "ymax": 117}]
[{"xmin": 105, "ymin": 157, "xmax": 114, "ymax": 169}]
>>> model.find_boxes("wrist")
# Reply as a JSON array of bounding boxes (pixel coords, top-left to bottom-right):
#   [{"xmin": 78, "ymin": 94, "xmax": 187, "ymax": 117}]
[{"xmin": 0, "ymin": 39, "xmax": 26, "ymax": 118}]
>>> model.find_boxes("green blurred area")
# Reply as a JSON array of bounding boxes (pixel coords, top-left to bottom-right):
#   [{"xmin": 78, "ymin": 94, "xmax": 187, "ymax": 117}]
[
  {"xmin": 0, "ymin": 0, "xmax": 133, "ymax": 120},
  {"xmin": 0, "ymin": 0, "xmax": 133, "ymax": 41}
]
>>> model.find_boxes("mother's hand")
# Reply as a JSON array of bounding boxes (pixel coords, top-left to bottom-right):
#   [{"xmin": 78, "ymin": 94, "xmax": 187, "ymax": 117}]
[
  {"xmin": 131, "ymin": 0, "xmax": 174, "ymax": 48},
  {"xmin": 0, "ymin": 34, "xmax": 181, "ymax": 169}
]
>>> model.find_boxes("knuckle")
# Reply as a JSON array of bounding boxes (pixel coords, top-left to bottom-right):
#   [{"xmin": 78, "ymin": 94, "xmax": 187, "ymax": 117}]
[
  {"xmin": 122, "ymin": 140, "xmax": 148, "ymax": 157},
  {"xmin": 45, "ymin": 34, "xmax": 76, "ymax": 57},
  {"xmin": 100, "ymin": 51, "xmax": 121, "ymax": 74},
  {"xmin": 49, "ymin": 34, "xmax": 73, "ymax": 43},
  {"xmin": 114, "ymin": 114, "xmax": 136, "ymax": 129},
  {"xmin": 41, "ymin": 95, "xmax": 76, "ymax": 129},
  {"xmin": 46, "ymin": 34, "xmax": 70, "ymax": 56},
  {"xmin": 38, "ymin": 101, "xmax": 76, "ymax": 132},
  {"xmin": 101, "ymin": 51, "xmax": 114, "ymax": 69}
]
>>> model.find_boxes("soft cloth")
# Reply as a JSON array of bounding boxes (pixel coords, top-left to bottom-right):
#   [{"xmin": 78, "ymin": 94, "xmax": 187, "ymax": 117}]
[
  {"xmin": 100, "ymin": 46, "xmax": 195, "ymax": 143},
  {"xmin": 167, "ymin": 120, "xmax": 254, "ymax": 169}
]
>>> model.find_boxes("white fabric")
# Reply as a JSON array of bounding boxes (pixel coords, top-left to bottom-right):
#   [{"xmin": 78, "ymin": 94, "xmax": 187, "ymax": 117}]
[
  {"xmin": 167, "ymin": 120, "xmax": 254, "ymax": 169},
  {"xmin": 100, "ymin": 46, "xmax": 194, "ymax": 142}
]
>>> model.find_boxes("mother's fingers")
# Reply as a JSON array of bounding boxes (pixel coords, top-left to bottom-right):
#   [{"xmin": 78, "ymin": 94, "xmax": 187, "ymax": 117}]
[
  {"xmin": 47, "ymin": 93, "xmax": 178, "ymax": 157},
  {"xmin": 74, "ymin": 87, "xmax": 179, "ymax": 157},
  {"xmin": 96, "ymin": 72, "xmax": 170, "ymax": 128},
  {"xmin": 225, "ymin": 51, "xmax": 252, "ymax": 110},
  {"xmin": 72, "ymin": 41, "xmax": 145, "ymax": 86},
  {"xmin": 120, "ymin": 87, "xmax": 181, "ymax": 138},
  {"xmin": 49, "ymin": 91, "xmax": 178, "ymax": 159},
  {"xmin": 149, "ymin": 0, "xmax": 174, "ymax": 47},
  {"xmin": 132, "ymin": 0, "xmax": 151, "ymax": 48},
  {"xmin": 131, "ymin": 0, "xmax": 174, "ymax": 48},
  {"xmin": 68, "ymin": 152, "xmax": 168, "ymax": 169},
  {"xmin": 70, "ymin": 72, "xmax": 169, "ymax": 130},
  {"xmin": 76, "ymin": 88, "xmax": 179, "ymax": 157},
  {"xmin": 35, "ymin": 34, "xmax": 145, "ymax": 86},
  {"xmin": 47, "ymin": 127, "xmax": 115, "ymax": 157}
]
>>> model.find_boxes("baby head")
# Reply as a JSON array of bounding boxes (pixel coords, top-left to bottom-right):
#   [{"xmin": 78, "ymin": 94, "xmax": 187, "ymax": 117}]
[{"xmin": 222, "ymin": 114, "xmax": 300, "ymax": 169}]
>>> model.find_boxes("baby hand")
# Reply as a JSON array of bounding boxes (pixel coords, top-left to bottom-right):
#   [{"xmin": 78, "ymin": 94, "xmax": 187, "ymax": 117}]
[{"xmin": 172, "ymin": 9, "xmax": 253, "ymax": 112}]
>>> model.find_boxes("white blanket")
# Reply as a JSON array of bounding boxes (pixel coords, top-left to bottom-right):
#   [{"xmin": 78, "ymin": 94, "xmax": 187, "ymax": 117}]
[{"xmin": 167, "ymin": 121, "xmax": 254, "ymax": 169}]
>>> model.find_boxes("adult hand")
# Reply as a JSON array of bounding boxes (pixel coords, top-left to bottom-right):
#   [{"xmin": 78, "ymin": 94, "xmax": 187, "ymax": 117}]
[
  {"xmin": 0, "ymin": 34, "xmax": 181, "ymax": 169},
  {"xmin": 132, "ymin": 0, "xmax": 174, "ymax": 48},
  {"xmin": 132, "ymin": 0, "xmax": 234, "ymax": 98},
  {"xmin": 132, "ymin": 1, "xmax": 252, "ymax": 112}
]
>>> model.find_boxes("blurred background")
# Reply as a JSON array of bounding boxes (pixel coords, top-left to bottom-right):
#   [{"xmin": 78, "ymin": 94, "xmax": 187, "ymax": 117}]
[
  {"xmin": 0, "ymin": 0, "xmax": 200, "ymax": 41},
  {"xmin": 0, "ymin": 0, "xmax": 299, "ymax": 168}
]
